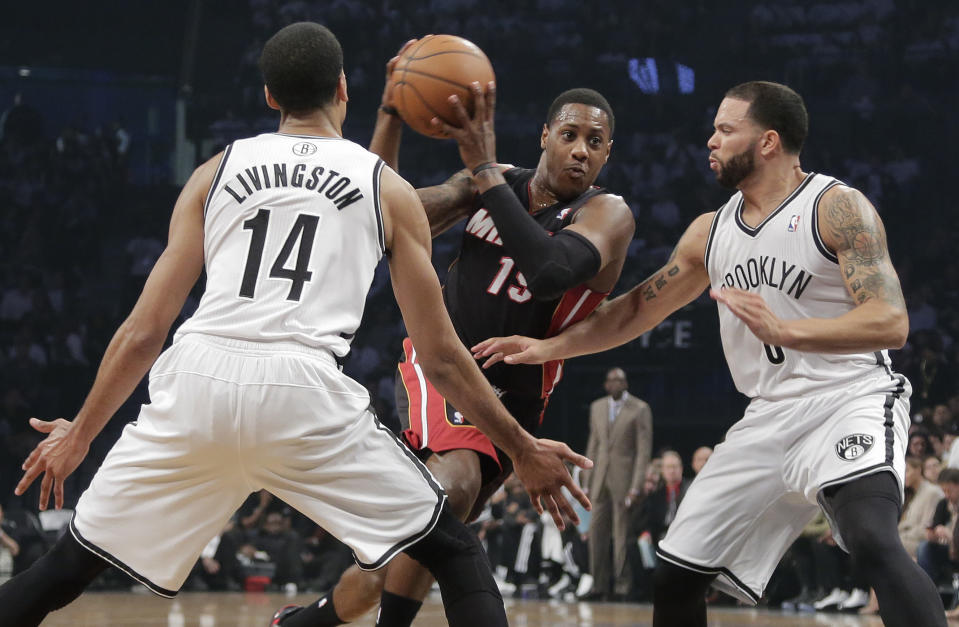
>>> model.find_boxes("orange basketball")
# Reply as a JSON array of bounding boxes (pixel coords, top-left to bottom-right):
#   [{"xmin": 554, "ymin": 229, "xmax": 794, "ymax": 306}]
[{"xmin": 389, "ymin": 35, "xmax": 495, "ymax": 138}]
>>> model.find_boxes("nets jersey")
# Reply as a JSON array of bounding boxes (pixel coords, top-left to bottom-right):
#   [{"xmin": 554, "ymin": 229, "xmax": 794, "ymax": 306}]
[
  {"xmin": 706, "ymin": 173, "xmax": 892, "ymax": 400},
  {"xmin": 444, "ymin": 168, "xmax": 608, "ymax": 399},
  {"xmin": 176, "ymin": 133, "xmax": 386, "ymax": 358}
]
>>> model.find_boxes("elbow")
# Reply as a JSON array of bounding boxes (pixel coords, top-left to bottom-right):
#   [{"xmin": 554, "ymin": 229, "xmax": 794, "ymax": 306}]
[
  {"xmin": 889, "ymin": 309, "xmax": 909, "ymax": 350},
  {"xmin": 526, "ymin": 269, "xmax": 574, "ymax": 302},
  {"xmin": 118, "ymin": 317, "xmax": 168, "ymax": 356}
]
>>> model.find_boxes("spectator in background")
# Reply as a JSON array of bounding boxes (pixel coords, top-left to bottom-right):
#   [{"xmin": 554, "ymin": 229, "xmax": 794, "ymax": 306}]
[
  {"xmin": 917, "ymin": 468, "xmax": 959, "ymax": 585},
  {"xmin": 690, "ymin": 446, "xmax": 713, "ymax": 476},
  {"xmin": 927, "ymin": 455, "xmax": 944, "ymax": 484},
  {"xmin": 0, "ymin": 505, "xmax": 19, "ymax": 584},
  {"xmin": 580, "ymin": 368, "xmax": 652, "ymax": 601},
  {"xmin": 240, "ymin": 510, "xmax": 303, "ymax": 592}
]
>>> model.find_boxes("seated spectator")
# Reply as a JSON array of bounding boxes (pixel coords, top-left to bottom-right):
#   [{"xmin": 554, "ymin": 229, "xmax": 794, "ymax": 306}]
[
  {"xmin": 300, "ymin": 526, "xmax": 352, "ymax": 593},
  {"xmin": 690, "ymin": 446, "xmax": 713, "ymax": 476},
  {"xmin": 902, "ymin": 456, "xmax": 947, "ymax": 558},
  {"xmin": 917, "ymin": 468, "xmax": 959, "ymax": 585},
  {"xmin": 240, "ymin": 510, "xmax": 303, "ymax": 591},
  {"xmin": 927, "ymin": 455, "xmax": 944, "ymax": 483},
  {"xmin": 185, "ymin": 520, "xmax": 242, "ymax": 592}
]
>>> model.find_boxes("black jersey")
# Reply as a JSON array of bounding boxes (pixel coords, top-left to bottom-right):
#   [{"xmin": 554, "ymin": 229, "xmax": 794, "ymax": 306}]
[{"xmin": 443, "ymin": 168, "xmax": 609, "ymax": 400}]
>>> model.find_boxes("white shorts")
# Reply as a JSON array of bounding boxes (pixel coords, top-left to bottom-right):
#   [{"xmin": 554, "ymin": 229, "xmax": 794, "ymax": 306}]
[
  {"xmin": 657, "ymin": 370, "xmax": 909, "ymax": 604},
  {"xmin": 72, "ymin": 334, "xmax": 446, "ymax": 597}
]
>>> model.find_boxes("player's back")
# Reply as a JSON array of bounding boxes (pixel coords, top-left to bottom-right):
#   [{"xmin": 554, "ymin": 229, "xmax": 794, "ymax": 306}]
[{"xmin": 176, "ymin": 133, "xmax": 386, "ymax": 359}]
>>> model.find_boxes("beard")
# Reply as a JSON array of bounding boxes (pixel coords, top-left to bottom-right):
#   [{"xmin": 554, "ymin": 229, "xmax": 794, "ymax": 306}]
[{"xmin": 715, "ymin": 143, "xmax": 756, "ymax": 190}]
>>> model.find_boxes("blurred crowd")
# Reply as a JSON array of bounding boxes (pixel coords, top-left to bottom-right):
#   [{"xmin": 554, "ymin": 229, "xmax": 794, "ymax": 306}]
[{"xmin": 2, "ymin": 0, "xmax": 959, "ymax": 612}]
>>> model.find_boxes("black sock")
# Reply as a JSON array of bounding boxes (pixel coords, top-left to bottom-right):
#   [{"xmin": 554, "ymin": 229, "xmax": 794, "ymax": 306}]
[
  {"xmin": 827, "ymin": 472, "xmax": 947, "ymax": 627},
  {"xmin": 375, "ymin": 590, "xmax": 422, "ymax": 627},
  {"xmin": 281, "ymin": 592, "xmax": 345, "ymax": 627}
]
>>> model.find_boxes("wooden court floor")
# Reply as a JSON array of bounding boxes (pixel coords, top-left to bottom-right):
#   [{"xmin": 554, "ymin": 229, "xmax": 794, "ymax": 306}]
[{"xmin": 40, "ymin": 591, "xmax": 890, "ymax": 626}]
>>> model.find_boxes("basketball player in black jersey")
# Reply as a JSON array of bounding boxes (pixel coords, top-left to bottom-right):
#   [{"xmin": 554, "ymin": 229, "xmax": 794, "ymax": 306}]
[{"xmin": 272, "ymin": 43, "xmax": 634, "ymax": 627}]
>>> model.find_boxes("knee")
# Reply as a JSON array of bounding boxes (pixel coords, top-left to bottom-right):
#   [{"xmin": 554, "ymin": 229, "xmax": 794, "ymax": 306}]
[{"xmin": 445, "ymin": 480, "xmax": 479, "ymax": 522}]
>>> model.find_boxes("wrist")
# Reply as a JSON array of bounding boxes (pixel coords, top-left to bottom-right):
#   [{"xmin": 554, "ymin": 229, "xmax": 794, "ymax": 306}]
[{"xmin": 379, "ymin": 104, "xmax": 400, "ymax": 117}]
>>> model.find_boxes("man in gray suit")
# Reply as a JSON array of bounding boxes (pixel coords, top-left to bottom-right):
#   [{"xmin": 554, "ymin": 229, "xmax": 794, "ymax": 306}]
[{"xmin": 581, "ymin": 368, "xmax": 652, "ymax": 600}]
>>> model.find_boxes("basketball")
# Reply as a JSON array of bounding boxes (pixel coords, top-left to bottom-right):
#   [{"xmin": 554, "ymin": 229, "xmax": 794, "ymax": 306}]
[{"xmin": 389, "ymin": 35, "xmax": 495, "ymax": 138}]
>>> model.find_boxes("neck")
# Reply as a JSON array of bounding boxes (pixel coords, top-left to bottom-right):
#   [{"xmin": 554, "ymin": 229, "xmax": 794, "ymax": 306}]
[
  {"xmin": 611, "ymin": 391, "xmax": 625, "ymax": 401},
  {"xmin": 738, "ymin": 159, "xmax": 805, "ymax": 217},
  {"xmin": 277, "ymin": 107, "xmax": 342, "ymax": 138}
]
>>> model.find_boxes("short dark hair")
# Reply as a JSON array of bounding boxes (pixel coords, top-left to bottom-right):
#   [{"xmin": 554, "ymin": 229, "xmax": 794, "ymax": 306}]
[
  {"xmin": 724, "ymin": 81, "xmax": 808, "ymax": 155},
  {"xmin": 259, "ymin": 22, "xmax": 343, "ymax": 112},
  {"xmin": 938, "ymin": 467, "xmax": 959, "ymax": 485},
  {"xmin": 546, "ymin": 88, "xmax": 615, "ymax": 137}
]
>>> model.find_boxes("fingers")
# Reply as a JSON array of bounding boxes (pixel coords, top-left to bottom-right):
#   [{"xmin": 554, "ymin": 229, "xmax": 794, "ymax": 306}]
[
  {"xmin": 471, "ymin": 82, "xmax": 485, "ymax": 122},
  {"xmin": 429, "ymin": 117, "xmax": 455, "ymax": 138},
  {"xmin": 471, "ymin": 337, "xmax": 510, "ymax": 357},
  {"xmin": 559, "ymin": 446, "xmax": 594, "ymax": 470},
  {"xmin": 54, "ymin": 477, "xmax": 65, "ymax": 510},
  {"xmin": 565, "ymin": 479, "xmax": 592, "ymax": 512},
  {"xmin": 528, "ymin": 490, "xmax": 544, "ymax": 517},
  {"xmin": 504, "ymin": 350, "xmax": 536, "ymax": 365},
  {"xmin": 485, "ymin": 81, "xmax": 496, "ymax": 123},
  {"xmin": 481, "ymin": 353, "xmax": 505, "ymax": 369},
  {"xmin": 15, "ymin": 462, "xmax": 43, "ymax": 496},
  {"xmin": 447, "ymin": 93, "xmax": 472, "ymax": 128},
  {"xmin": 39, "ymin": 472, "xmax": 52, "ymax": 511},
  {"xmin": 545, "ymin": 494, "xmax": 565, "ymax": 531},
  {"xmin": 29, "ymin": 417, "xmax": 57, "ymax": 433},
  {"xmin": 554, "ymin": 490, "xmax": 581, "ymax": 527}
]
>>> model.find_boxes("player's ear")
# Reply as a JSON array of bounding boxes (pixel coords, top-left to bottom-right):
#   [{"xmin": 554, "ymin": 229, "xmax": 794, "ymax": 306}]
[
  {"xmin": 264, "ymin": 86, "xmax": 281, "ymax": 111},
  {"xmin": 337, "ymin": 70, "xmax": 349, "ymax": 103},
  {"xmin": 604, "ymin": 139, "xmax": 613, "ymax": 163},
  {"xmin": 540, "ymin": 124, "xmax": 549, "ymax": 150},
  {"xmin": 760, "ymin": 129, "xmax": 779, "ymax": 157}
]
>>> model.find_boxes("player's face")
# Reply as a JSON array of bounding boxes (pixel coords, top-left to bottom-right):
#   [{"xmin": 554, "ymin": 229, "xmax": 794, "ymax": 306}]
[
  {"xmin": 541, "ymin": 104, "xmax": 612, "ymax": 200},
  {"xmin": 707, "ymin": 97, "xmax": 762, "ymax": 190}
]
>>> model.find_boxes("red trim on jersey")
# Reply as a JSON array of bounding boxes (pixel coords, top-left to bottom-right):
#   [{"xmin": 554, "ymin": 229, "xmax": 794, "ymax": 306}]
[{"xmin": 540, "ymin": 285, "xmax": 608, "ymax": 398}]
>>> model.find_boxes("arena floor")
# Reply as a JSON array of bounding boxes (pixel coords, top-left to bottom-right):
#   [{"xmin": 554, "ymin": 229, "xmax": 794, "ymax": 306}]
[{"xmin": 42, "ymin": 591, "xmax": 889, "ymax": 626}]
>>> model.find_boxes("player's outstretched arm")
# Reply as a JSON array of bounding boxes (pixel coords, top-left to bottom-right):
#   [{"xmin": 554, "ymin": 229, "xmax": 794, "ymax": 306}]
[
  {"xmin": 473, "ymin": 212, "xmax": 714, "ymax": 365},
  {"xmin": 15, "ymin": 154, "xmax": 216, "ymax": 511},
  {"xmin": 713, "ymin": 186, "xmax": 907, "ymax": 353},
  {"xmin": 380, "ymin": 166, "xmax": 592, "ymax": 529}
]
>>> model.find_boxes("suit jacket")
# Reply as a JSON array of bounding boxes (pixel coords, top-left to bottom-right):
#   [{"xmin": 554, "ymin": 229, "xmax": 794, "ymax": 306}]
[
  {"xmin": 635, "ymin": 479, "xmax": 690, "ymax": 543},
  {"xmin": 582, "ymin": 393, "xmax": 653, "ymax": 500}
]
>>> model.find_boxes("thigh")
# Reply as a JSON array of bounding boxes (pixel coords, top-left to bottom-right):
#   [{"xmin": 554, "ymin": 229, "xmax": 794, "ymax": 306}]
[
  {"xmin": 73, "ymin": 368, "xmax": 251, "ymax": 596},
  {"xmin": 657, "ymin": 404, "xmax": 817, "ymax": 604},
  {"xmin": 254, "ymin": 376, "xmax": 446, "ymax": 571}
]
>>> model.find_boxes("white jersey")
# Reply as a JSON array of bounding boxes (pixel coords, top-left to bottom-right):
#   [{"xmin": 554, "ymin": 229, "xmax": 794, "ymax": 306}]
[
  {"xmin": 176, "ymin": 133, "xmax": 387, "ymax": 358},
  {"xmin": 705, "ymin": 173, "xmax": 891, "ymax": 400}
]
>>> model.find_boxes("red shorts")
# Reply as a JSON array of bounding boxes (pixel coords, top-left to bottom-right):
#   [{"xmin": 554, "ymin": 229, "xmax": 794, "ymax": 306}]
[{"xmin": 394, "ymin": 338, "xmax": 547, "ymax": 520}]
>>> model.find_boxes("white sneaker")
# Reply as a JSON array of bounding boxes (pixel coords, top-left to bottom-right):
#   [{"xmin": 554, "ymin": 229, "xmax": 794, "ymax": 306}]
[
  {"xmin": 838, "ymin": 588, "xmax": 869, "ymax": 610},
  {"xmin": 575, "ymin": 574, "xmax": 594, "ymax": 598},
  {"xmin": 814, "ymin": 588, "xmax": 850, "ymax": 610},
  {"xmin": 547, "ymin": 574, "xmax": 571, "ymax": 598}
]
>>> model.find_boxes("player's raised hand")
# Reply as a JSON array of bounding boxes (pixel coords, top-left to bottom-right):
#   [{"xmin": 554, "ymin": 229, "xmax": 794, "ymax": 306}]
[
  {"xmin": 710, "ymin": 288, "xmax": 790, "ymax": 347},
  {"xmin": 430, "ymin": 81, "xmax": 497, "ymax": 172},
  {"xmin": 471, "ymin": 335, "xmax": 553, "ymax": 368},
  {"xmin": 381, "ymin": 38, "xmax": 420, "ymax": 110},
  {"xmin": 15, "ymin": 417, "xmax": 90, "ymax": 511},
  {"xmin": 511, "ymin": 437, "xmax": 592, "ymax": 531}
]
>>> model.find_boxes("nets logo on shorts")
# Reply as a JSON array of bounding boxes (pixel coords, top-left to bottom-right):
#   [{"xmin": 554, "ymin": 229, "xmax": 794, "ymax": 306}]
[
  {"xmin": 835, "ymin": 434, "xmax": 874, "ymax": 461},
  {"xmin": 292, "ymin": 142, "xmax": 317, "ymax": 156}
]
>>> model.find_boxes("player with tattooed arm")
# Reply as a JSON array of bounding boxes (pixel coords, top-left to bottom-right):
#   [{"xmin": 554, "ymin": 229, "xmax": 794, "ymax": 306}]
[{"xmin": 475, "ymin": 81, "xmax": 944, "ymax": 627}]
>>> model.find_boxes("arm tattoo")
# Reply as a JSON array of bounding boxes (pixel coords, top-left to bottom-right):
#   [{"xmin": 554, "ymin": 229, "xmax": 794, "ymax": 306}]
[
  {"xmin": 640, "ymin": 263, "xmax": 681, "ymax": 302},
  {"xmin": 417, "ymin": 170, "xmax": 477, "ymax": 235},
  {"xmin": 822, "ymin": 189, "xmax": 905, "ymax": 309}
]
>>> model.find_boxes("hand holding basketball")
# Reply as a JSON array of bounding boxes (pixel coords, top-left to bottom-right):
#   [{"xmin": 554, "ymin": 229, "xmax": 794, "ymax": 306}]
[
  {"xmin": 433, "ymin": 81, "xmax": 498, "ymax": 173},
  {"xmin": 389, "ymin": 34, "xmax": 496, "ymax": 138}
]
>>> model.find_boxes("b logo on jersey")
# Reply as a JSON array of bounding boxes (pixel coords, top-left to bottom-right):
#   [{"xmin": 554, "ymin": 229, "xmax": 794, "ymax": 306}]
[
  {"xmin": 292, "ymin": 142, "xmax": 317, "ymax": 156},
  {"xmin": 835, "ymin": 434, "xmax": 874, "ymax": 461},
  {"xmin": 787, "ymin": 214, "xmax": 800, "ymax": 232}
]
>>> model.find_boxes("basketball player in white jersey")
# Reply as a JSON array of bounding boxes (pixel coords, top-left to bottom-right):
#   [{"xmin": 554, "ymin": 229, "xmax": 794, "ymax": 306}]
[
  {"xmin": 474, "ymin": 81, "xmax": 945, "ymax": 626},
  {"xmin": 0, "ymin": 23, "xmax": 592, "ymax": 626}
]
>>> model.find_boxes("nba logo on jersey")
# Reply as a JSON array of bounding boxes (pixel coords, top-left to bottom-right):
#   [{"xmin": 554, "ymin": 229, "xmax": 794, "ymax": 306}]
[
  {"xmin": 835, "ymin": 434, "xmax": 875, "ymax": 461},
  {"xmin": 787, "ymin": 214, "xmax": 801, "ymax": 232},
  {"xmin": 557, "ymin": 207, "xmax": 573, "ymax": 220},
  {"xmin": 451, "ymin": 411, "xmax": 466, "ymax": 425}
]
